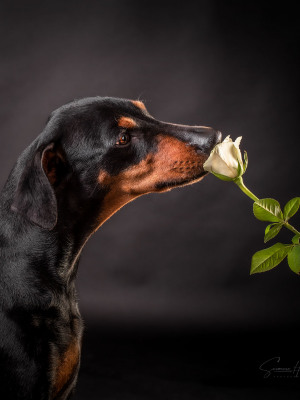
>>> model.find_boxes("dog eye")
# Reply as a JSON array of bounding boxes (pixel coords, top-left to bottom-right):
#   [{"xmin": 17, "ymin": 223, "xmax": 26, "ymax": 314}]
[{"xmin": 116, "ymin": 133, "xmax": 131, "ymax": 146}]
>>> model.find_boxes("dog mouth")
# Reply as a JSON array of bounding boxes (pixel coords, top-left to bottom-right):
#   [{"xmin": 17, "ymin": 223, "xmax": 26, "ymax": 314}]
[{"xmin": 155, "ymin": 170, "xmax": 207, "ymax": 191}]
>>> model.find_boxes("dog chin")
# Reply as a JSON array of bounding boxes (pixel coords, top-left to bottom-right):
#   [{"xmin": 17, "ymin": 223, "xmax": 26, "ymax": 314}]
[{"xmin": 155, "ymin": 171, "xmax": 208, "ymax": 192}]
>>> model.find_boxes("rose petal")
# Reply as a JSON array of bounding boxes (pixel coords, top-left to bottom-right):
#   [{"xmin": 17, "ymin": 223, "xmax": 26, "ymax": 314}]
[{"xmin": 204, "ymin": 153, "xmax": 237, "ymax": 178}]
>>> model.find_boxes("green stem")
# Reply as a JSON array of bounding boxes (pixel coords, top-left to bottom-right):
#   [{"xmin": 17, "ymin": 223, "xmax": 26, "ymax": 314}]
[
  {"xmin": 233, "ymin": 176, "xmax": 259, "ymax": 202},
  {"xmin": 284, "ymin": 222, "xmax": 300, "ymax": 236}
]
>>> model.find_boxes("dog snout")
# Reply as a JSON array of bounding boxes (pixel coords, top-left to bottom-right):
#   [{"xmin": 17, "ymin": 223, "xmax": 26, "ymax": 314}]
[
  {"xmin": 193, "ymin": 127, "xmax": 222, "ymax": 155},
  {"xmin": 185, "ymin": 126, "xmax": 221, "ymax": 154},
  {"xmin": 161, "ymin": 122, "xmax": 222, "ymax": 156}
]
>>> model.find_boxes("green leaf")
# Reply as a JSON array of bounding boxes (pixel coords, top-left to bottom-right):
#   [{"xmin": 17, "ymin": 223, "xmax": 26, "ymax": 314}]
[
  {"xmin": 243, "ymin": 150, "xmax": 248, "ymax": 173},
  {"xmin": 292, "ymin": 234, "xmax": 300, "ymax": 244},
  {"xmin": 265, "ymin": 223, "xmax": 276, "ymax": 235},
  {"xmin": 287, "ymin": 245, "xmax": 300, "ymax": 274},
  {"xmin": 253, "ymin": 198, "xmax": 283, "ymax": 223},
  {"xmin": 264, "ymin": 223, "xmax": 283, "ymax": 243},
  {"xmin": 283, "ymin": 197, "xmax": 300, "ymax": 221},
  {"xmin": 250, "ymin": 243, "xmax": 292, "ymax": 274}
]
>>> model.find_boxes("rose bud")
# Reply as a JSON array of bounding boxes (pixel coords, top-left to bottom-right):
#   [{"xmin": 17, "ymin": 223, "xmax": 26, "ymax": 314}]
[{"xmin": 203, "ymin": 135, "xmax": 247, "ymax": 181}]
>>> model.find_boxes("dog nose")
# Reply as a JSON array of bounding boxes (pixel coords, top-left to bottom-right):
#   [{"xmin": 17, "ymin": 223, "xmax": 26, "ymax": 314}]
[
  {"xmin": 216, "ymin": 130, "xmax": 222, "ymax": 143},
  {"xmin": 177, "ymin": 125, "xmax": 222, "ymax": 155},
  {"xmin": 194, "ymin": 128, "xmax": 222, "ymax": 155}
]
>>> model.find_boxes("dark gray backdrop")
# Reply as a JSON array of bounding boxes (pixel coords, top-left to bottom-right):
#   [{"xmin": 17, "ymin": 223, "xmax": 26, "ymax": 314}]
[{"xmin": 1, "ymin": 0, "xmax": 300, "ymax": 332}]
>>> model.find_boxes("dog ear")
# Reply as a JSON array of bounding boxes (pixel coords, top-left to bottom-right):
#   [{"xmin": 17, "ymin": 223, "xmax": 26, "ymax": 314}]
[{"xmin": 11, "ymin": 143, "xmax": 66, "ymax": 230}]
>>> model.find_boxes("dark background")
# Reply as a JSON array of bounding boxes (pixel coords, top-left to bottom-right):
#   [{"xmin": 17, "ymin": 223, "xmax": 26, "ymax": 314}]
[{"xmin": 1, "ymin": 1, "xmax": 300, "ymax": 398}]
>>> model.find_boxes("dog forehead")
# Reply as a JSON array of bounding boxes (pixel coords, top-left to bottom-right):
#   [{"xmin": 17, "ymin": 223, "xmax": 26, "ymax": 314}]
[
  {"xmin": 49, "ymin": 98, "xmax": 149, "ymax": 132},
  {"xmin": 68, "ymin": 97, "xmax": 144, "ymax": 114},
  {"xmin": 43, "ymin": 97, "xmax": 153, "ymax": 151}
]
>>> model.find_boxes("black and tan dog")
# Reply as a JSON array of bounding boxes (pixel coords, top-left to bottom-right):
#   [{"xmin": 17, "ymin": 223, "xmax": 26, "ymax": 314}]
[{"xmin": 0, "ymin": 97, "xmax": 221, "ymax": 399}]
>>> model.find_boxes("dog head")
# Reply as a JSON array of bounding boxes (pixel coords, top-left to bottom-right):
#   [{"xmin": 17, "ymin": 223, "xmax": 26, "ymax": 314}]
[{"xmin": 11, "ymin": 97, "xmax": 221, "ymax": 231}]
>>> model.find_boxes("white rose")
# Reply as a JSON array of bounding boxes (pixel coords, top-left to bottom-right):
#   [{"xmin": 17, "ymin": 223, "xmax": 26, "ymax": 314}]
[{"xmin": 203, "ymin": 135, "xmax": 246, "ymax": 181}]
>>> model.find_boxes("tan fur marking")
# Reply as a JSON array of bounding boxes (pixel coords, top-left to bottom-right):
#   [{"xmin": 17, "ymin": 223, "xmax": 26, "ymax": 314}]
[
  {"xmin": 118, "ymin": 116, "xmax": 137, "ymax": 129},
  {"xmin": 52, "ymin": 341, "xmax": 80, "ymax": 397},
  {"xmin": 96, "ymin": 135, "xmax": 206, "ymax": 229},
  {"xmin": 131, "ymin": 100, "xmax": 147, "ymax": 111}
]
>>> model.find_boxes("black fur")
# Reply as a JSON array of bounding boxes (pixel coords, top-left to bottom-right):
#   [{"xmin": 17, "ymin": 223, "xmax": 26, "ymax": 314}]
[{"xmin": 0, "ymin": 97, "xmax": 221, "ymax": 399}]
